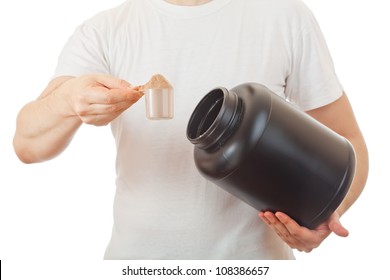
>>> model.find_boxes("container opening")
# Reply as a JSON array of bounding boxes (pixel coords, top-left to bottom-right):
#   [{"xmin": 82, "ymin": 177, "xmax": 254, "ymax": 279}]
[
  {"xmin": 196, "ymin": 97, "xmax": 223, "ymax": 137},
  {"xmin": 188, "ymin": 89, "xmax": 224, "ymax": 139}
]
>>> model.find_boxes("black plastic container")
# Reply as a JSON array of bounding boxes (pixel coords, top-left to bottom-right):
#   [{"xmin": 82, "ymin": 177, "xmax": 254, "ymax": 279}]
[{"xmin": 186, "ymin": 83, "xmax": 355, "ymax": 229}]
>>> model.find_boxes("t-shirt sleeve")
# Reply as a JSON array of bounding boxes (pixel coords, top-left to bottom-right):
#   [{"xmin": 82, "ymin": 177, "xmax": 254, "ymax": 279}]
[
  {"xmin": 285, "ymin": 4, "xmax": 343, "ymax": 111},
  {"xmin": 53, "ymin": 22, "xmax": 109, "ymax": 78}
]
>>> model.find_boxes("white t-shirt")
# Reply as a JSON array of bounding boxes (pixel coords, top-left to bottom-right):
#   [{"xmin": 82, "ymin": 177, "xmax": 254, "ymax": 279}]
[{"xmin": 55, "ymin": 0, "xmax": 343, "ymax": 259}]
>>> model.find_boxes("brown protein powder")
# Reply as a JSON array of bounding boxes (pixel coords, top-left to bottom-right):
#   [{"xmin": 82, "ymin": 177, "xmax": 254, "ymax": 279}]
[
  {"xmin": 141, "ymin": 74, "xmax": 174, "ymax": 120},
  {"xmin": 141, "ymin": 74, "xmax": 173, "ymax": 90}
]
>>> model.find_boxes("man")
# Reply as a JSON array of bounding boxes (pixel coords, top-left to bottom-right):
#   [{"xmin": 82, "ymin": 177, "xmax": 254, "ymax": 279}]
[{"xmin": 13, "ymin": 0, "xmax": 368, "ymax": 259}]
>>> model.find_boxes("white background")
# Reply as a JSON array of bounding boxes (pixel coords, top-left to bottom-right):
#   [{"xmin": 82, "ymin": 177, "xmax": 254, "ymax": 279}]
[{"xmin": 0, "ymin": 0, "xmax": 389, "ymax": 279}]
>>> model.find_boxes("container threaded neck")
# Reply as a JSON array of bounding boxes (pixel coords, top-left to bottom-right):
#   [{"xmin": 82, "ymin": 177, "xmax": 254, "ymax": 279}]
[{"xmin": 187, "ymin": 87, "xmax": 242, "ymax": 151}]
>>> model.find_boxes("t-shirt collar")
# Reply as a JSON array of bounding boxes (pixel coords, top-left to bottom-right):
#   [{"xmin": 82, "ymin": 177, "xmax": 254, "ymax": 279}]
[{"xmin": 147, "ymin": 0, "xmax": 232, "ymax": 19}]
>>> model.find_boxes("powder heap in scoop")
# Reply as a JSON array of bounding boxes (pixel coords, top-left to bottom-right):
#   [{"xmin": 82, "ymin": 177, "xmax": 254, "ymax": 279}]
[{"xmin": 142, "ymin": 74, "xmax": 173, "ymax": 90}]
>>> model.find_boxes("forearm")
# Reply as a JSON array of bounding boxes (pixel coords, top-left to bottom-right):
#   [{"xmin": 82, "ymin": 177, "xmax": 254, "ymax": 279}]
[
  {"xmin": 13, "ymin": 79, "xmax": 82, "ymax": 163},
  {"xmin": 14, "ymin": 74, "xmax": 143, "ymax": 163},
  {"xmin": 336, "ymin": 132, "xmax": 369, "ymax": 216},
  {"xmin": 305, "ymin": 93, "xmax": 369, "ymax": 217}
]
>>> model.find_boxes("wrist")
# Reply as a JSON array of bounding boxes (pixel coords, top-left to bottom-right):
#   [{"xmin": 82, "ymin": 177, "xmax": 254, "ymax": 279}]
[{"xmin": 50, "ymin": 78, "xmax": 81, "ymax": 122}]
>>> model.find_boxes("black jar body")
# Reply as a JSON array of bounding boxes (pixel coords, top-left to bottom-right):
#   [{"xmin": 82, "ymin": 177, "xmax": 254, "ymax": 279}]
[{"xmin": 187, "ymin": 83, "xmax": 355, "ymax": 229}]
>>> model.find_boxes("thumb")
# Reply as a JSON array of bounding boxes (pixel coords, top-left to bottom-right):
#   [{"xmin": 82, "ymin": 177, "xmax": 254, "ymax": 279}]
[
  {"xmin": 328, "ymin": 213, "xmax": 349, "ymax": 237},
  {"xmin": 93, "ymin": 74, "xmax": 132, "ymax": 90}
]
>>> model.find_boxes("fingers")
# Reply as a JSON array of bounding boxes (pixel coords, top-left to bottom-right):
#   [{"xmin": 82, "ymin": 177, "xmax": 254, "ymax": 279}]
[
  {"xmin": 92, "ymin": 74, "xmax": 133, "ymax": 90},
  {"xmin": 274, "ymin": 212, "xmax": 317, "ymax": 252},
  {"xmin": 260, "ymin": 212, "xmax": 309, "ymax": 252},
  {"xmin": 327, "ymin": 212, "xmax": 349, "ymax": 237},
  {"xmin": 74, "ymin": 87, "xmax": 143, "ymax": 126},
  {"xmin": 45, "ymin": 74, "xmax": 144, "ymax": 126},
  {"xmin": 76, "ymin": 94, "xmax": 143, "ymax": 125},
  {"xmin": 330, "ymin": 222, "xmax": 349, "ymax": 237},
  {"xmin": 262, "ymin": 212, "xmax": 293, "ymax": 240},
  {"xmin": 79, "ymin": 112, "xmax": 122, "ymax": 126},
  {"xmin": 64, "ymin": 74, "xmax": 144, "ymax": 125},
  {"xmin": 83, "ymin": 86, "xmax": 143, "ymax": 105},
  {"xmin": 74, "ymin": 85, "xmax": 143, "ymax": 117},
  {"xmin": 259, "ymin": 211, "xmax": 331, "ymax": 253},
  {"xmin": 77, "ymin": 100, "xmax": 135, "ymax": 117}
]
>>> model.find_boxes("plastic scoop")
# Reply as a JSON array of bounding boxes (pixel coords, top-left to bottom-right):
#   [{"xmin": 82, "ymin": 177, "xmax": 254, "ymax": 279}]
[{"xmin": 140, "ymin": 74, "xmax": 174, "ymax": 120}]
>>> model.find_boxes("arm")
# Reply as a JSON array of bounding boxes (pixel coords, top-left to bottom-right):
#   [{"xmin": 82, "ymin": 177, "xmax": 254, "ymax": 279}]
[
  {"xmin": 13, "ymin": 74, "xmax": 143, "ymax": 164},
  {"xmin": 306, "ymin": 93, "xmax": 368, "ymax": 215},
  {"xmin": 259, "ymin": 93, "xmax": 369, "ymax": 252}
]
